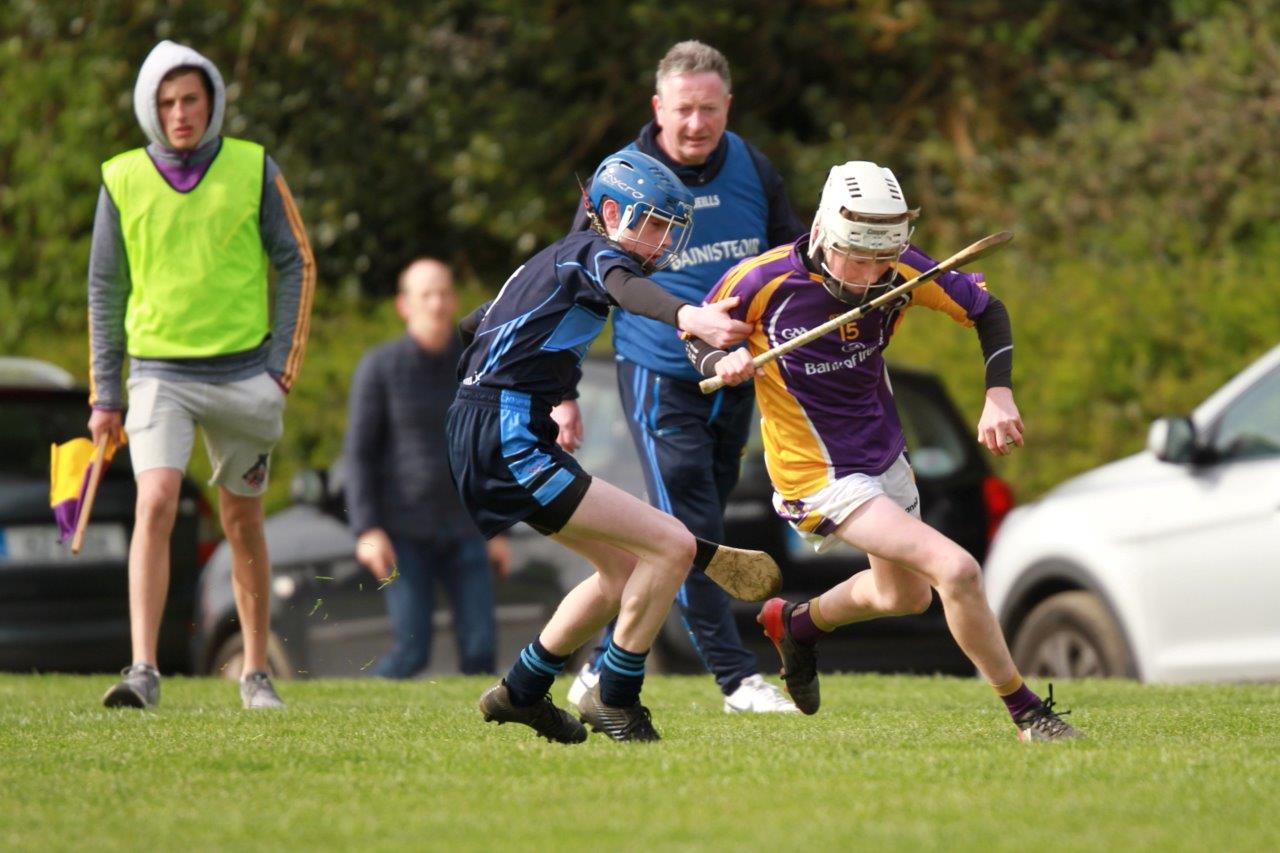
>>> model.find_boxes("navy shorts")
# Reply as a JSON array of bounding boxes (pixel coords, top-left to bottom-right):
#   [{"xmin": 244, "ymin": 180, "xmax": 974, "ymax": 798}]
[{"xmin": 446, "ymin": 386, "xmax": 592, "ymax": 539}]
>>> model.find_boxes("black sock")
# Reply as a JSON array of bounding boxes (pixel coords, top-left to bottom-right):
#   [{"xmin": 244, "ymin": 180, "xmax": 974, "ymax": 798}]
[
  {"xmin": 599, "ymin": 641, "xmax": 648, "ymax": 707},
  {"xmin": 504, "ymin": 639, "xmax": 569, "ymax": 706}
]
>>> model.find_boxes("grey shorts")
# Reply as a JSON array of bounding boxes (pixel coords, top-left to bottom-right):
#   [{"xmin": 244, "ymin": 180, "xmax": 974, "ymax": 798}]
[{"xmin": 124, "ymin": 373, "xmax": 285, "ymax": 497}]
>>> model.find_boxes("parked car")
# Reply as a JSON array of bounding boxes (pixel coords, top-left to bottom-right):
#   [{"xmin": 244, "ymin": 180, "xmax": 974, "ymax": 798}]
[
  {"xmin": 192, "ymin": 462, "xmax": 565, "ymax": 679},
  {"xmin": 195, "ymin": 355, "xmax": 1012, "ymax": 678},
  {"xmin": 984, "ymin": 342, "xmax": 1280, "ymax": 682},
  {"xmin": 656, "ymin": 360, "xmax": 1015, "ymax": 675},
  {"xmin": 0, "ymin": 358, "xmax": 217, "ymax": 674}
]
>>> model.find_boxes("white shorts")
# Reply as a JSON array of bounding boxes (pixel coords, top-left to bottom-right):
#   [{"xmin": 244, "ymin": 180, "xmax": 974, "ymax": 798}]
[
  {"xmin": 124, "ymin": 373, "xmax": 285, "ymax": 497},
  {"xmin": 772, "ymin": 452, "xmax": 921, "ymax": 554}
]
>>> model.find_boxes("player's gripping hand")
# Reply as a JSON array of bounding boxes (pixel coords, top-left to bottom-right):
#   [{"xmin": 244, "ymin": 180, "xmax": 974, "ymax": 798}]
[
  {"xmin": 714, "ymin": 348, "xmax": 758, "ymax": 387},
  {"xmin": 978, "ymin": 386, "xmax": 1024, "ymax": 457},
  {"xmin": 550, "ymin": 399, "xmax": 583, "ymax": 453},
  {"xmin": 676, "ymin": 297, "xmax": 751, "ymax": 349}
]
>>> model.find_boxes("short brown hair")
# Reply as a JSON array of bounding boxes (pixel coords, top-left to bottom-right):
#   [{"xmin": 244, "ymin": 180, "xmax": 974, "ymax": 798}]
[
  {"xmin": 655, "ymin": 41, "xmax": 731, "ymax": 95},
  {"xmin": 161, "ymin": 65, "xmax": 213, "ymax": 103}
]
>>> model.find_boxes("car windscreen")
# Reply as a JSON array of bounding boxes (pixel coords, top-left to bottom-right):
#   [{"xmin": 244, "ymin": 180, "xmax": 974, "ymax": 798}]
[
  {"xmin": 1211, "ymin": 365, "xmax": 1280, "ymax": 459},
  {"xmin": 0, "ymin": 393, "xmax": 104, "ymax": 479}
]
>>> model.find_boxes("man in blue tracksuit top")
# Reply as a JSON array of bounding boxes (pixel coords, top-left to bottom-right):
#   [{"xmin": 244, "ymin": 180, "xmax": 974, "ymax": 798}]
[{"xmin": 563, "ymin": 41, "xmax": 805, "ymax": 713}]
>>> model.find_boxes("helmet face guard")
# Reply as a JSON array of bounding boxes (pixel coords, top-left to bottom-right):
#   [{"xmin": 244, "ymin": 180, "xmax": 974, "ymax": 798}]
[
  {"xmin": 588, "ymin": 152, "xmax": 695, "ymax": 272},
  {"xmin": 816, "ymin": 252, "xmax": 902, "ymax": 305},
  {"xmin": 614, "ymin": 202, "xmax": 693, "ymax": 272}
]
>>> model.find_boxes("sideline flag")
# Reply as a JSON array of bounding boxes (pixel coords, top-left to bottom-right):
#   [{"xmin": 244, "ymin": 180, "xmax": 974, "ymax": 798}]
[{"xmin": 50, "ymin": 436, "xmax": 120, "ymax": 544}]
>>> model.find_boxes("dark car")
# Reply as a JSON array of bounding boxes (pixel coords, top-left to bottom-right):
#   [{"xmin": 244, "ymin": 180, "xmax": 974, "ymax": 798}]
[
  {"xmin": 552, "ymin": 357, "xmax": 1012, "ymax": 674},
  {"xmin": 674, "ymin": 364, "xmax": 1014, "ymax": 674},
  {"xmin": 192, "ymin": 461, "xmax": 565, "ymax": 679},
  {"xmin": 0, "ymin": 358, "xmax": 217, "ymax": 674},
  {"xmin": 194, "ymin": 356, "xmax": 1011, "ymax": 678}
]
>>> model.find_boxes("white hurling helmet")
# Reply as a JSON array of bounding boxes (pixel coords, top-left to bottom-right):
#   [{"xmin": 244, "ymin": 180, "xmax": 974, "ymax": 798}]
[{"xmin": 809, "ymin": 161, "xmax": 918, "ymax": 302}]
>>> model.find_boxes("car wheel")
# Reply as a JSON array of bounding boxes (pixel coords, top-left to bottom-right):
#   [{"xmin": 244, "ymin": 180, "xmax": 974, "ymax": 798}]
[
  {"xmin": 1011, "ymin": 591, "xmax": 1135, "ymax": 678},
  {"xmin": 209, "ymin": 631, "xmax": 293, "ymax": 680}
]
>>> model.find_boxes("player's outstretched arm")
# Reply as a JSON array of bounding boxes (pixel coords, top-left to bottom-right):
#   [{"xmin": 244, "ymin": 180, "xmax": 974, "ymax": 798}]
[{"xmin": 603, "ymin": 267, "xmax": 750, "ymax": 349}]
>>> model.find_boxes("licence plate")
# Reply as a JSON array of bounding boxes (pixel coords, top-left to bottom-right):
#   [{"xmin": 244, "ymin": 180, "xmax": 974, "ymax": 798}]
[{"xmin": 0, "ymin": 524, "xmax": 129, "ymax": 564}]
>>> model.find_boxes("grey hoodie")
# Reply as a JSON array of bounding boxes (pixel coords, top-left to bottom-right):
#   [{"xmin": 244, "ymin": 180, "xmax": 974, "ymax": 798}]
[
  {"xmin": 134, "ymin": 39, "xmax": 226, "ymax": 149},
  {"xmin": 87, "ymin": 41, "xmax": 315, "ymax": 410}
]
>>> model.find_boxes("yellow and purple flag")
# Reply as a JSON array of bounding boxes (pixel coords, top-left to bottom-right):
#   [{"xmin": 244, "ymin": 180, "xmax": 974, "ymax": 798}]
[{"xmin": 49, "ymin": 438, "xmax": 120, "ymax": 543}]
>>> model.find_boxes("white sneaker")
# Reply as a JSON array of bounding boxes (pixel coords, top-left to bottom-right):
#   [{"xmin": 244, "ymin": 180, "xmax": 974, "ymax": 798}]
[
  {"xmin": 723, "ymin": 674, "xmax": 800, "ymax": 714},
  {"xmin": 565, "ymin": 663, "xmax": 599, "ymax": 713},
  {"xmin": 240, "ymin": 670, "xmax": 286, "ymax": 709}
]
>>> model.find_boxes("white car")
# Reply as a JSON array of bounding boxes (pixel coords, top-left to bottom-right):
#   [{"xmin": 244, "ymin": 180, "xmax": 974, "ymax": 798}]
[{"xmin": 985, "ymin": 343, "xmax": 1280, "ymax": 682}]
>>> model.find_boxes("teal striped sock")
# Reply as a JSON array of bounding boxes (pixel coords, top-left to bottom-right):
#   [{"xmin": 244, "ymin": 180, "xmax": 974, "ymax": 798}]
[
  {"xmin": 599, "ymin": 641, "xmax": 648, "ymax": 707},
  {"xmin": 504, "ymin": 639, "xmax": 569, "ymax": 706}
]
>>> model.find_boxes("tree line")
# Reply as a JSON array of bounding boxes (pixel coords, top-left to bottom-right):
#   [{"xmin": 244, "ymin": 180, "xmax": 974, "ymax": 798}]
[{"xmin": 2, "ymin": 0, "xmax": 1277, "ymax": 500}]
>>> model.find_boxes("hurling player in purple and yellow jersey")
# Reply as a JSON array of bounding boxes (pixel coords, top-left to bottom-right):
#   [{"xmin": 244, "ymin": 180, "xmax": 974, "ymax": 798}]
[{"xmin": 687, "ymin": 161, "xmax": 1082, "ymax": 742}]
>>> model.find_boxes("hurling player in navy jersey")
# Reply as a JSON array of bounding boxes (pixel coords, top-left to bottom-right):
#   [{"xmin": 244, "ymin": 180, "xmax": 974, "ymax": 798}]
[
  {"xmin": 564, "ymin": 41, "xmax": 805, "ymax": 716},
  {"xmin": 450, "ymin": 151, "xmax": 780, "ymax": 743}
]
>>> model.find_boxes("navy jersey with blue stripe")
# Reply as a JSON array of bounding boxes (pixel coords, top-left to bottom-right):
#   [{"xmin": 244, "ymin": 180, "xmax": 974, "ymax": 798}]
[{"xmin": 458, "ymin": 230, "xmax": 643, "ymax": 402}]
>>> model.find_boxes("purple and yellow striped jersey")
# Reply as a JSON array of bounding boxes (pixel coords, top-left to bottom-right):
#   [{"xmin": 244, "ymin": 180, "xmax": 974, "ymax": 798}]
[{"xmin": 705, "ymin": 236, "xmax": 991, "ymax": 500}]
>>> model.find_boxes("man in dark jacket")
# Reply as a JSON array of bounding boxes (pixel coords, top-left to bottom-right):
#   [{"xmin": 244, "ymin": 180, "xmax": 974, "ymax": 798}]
[{"xmin": 345, "ymin": 259, "xmax": 509, "ymax": 678}]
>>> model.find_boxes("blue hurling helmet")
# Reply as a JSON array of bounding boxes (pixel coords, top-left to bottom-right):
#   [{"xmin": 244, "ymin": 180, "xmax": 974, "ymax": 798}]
[{"xmin": 587, "ymin": 151, "xmax": 694, "ymax": 271}]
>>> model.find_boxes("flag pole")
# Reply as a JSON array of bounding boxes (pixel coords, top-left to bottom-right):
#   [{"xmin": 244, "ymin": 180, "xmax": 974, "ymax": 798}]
[{"xmin": 71, "ymin": 435, "xmax": 109, "ymax": 555}]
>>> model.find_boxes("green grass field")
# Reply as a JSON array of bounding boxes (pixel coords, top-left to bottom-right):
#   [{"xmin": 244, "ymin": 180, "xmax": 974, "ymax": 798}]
[{"xmin": 2, "ymin": 674, "xmax": 1277, "ymax": 851}]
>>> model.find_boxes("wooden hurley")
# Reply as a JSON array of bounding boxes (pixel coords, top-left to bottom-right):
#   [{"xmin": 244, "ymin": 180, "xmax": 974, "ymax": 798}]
[
  {"xmin": 71, "ymin": 435, "xmax": 109, "ymax": 555},
  {"xmin": 699, "ymin": 231, "xmax": 1014, "ymax": 394}
]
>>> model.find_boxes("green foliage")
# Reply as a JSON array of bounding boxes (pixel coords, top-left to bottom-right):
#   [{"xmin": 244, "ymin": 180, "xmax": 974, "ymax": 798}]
[
  {"xmin": 892, "ymin": 243, "xmax": 1280, "ymax": 498},
  {"xmin": 2, "ymin": 674, "xmax": 1280, "ymax": 849},
  {"xmin": 0, "ymin": 0, "xmax": 1212, "ymax": 333},
  {"xmin": 4, "ymin": 0, "xmax": 1277, "ymax": 505},
  {"xmin": 1006, "ymin": 0, "xmax": 1280, "ymax": 260}
]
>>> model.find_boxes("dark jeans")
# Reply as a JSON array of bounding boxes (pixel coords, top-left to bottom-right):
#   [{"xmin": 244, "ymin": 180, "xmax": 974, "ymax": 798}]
[
  {"xmin": 591, "ymin": 359, "xmax": 758, "ymax": 695},
  {"xmin": 375, "ymin": 535, "xmax": 496, "ymax": 678}
]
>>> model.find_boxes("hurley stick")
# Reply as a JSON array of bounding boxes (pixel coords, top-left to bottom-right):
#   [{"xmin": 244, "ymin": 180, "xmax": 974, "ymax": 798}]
[
  {"xmin": 71, "ymin": 435, "xmax": 109, "ymax": 555},
  {"xmin": 699, "ymin": 231, "xmax": 1014, "ymax": 393}
]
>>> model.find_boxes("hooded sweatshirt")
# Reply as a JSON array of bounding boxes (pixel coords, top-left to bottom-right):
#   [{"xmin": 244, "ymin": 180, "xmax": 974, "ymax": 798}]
[{"xmin": 87, "ymin": 40, "xmax": 315, "ymax": 410}]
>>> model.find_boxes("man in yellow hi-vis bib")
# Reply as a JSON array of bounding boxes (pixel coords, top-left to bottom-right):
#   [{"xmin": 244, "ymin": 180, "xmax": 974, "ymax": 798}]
[{"xmin": 87, "ymin": 40, "xmax": 315, "ymax": 710}]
